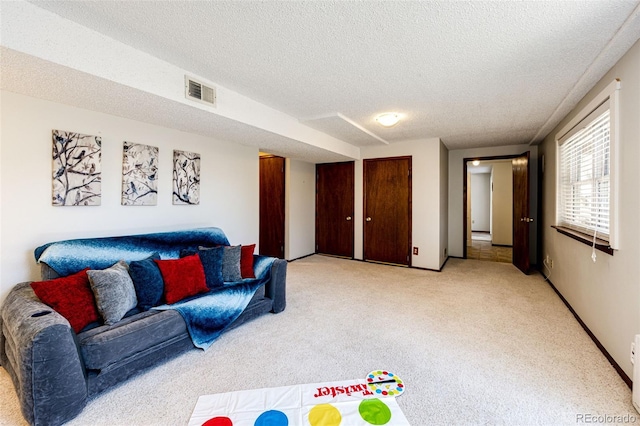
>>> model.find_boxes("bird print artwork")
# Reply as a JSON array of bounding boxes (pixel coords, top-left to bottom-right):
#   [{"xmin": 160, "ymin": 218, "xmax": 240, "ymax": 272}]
[
  {"xmin": 71, "ymin": 149, "xmax": 86, "ymax": 160},
  {"xmin": 52, "ymin": 129, "xmax": 101, "ymax": 206},
  {"xmin": 173, "ymin": 149, "xmax": 200, "ymax": 205},
  {"xmin": 121, "ymin": 141, "xmax": 159, "ymax": 206}
]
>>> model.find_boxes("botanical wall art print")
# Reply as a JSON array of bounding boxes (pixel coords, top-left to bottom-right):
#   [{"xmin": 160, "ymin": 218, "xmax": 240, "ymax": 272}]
[
  {"xmin": 173, "ymin": 149, "xmax": 200, "ymax": 205},
  {"xmin": 52, "ymin": 130, "xmax": 102, "ymax": 206},
  {"xmin": 121, "ymin": 142, "xmax": 159, "ymax": 206}
]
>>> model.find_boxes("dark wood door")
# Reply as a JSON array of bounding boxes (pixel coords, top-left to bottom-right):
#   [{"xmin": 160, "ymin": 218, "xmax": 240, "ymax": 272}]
[
  {"xmin": 512, "ymin": 152, "xmax": 530, "ymax": 274},
  {"xmin": 316, "ymin": 162, "xmax": 354, "ymax": 257},
  {"xmin": 363, "ymin": 157, "xmax": 412, "ymax": 266},
  {"xmin": 259, "ymin": 155, "xmax": 285, "ymax": 258}
]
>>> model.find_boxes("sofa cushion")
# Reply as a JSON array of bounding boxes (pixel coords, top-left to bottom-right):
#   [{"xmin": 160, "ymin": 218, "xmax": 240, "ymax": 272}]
[
  {"xmin": 240, "ymin": 244, "xmax": 256, "ymax": 279},
  {"xmin": 155, "ymin": 254, "xmax": 209, "ymax": 304},
  {"xmin": 196, "ymin": 246, "xmax": 225, "ymax": 288},
  {"xmin": 129, "ymin": 253, "xmax": 163, "ymax": 310},
  {"xmin": 77, "ymin": 309, "xmax": 187, "ymax": 370},
  {"xmin": 222, "ymin": 245, "xmax": 242, "ymax": 282},
  {"xmin": 87, "ymin": 261, "xmax": 138, "ymax": 325},
  {"xmin": 30, "ymin": 268, "xmax": 100, "ymax": 333}
]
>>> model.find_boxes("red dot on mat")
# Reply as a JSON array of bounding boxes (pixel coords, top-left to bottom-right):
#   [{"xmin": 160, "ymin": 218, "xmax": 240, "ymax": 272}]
[
  {"xmin": 382, "ymin": 391, "xmax": 388, "ymax": 395},
  {"xmin": 383, "ymin": 371, "xmax": 388, "ymax": 375},
  {"xmin": 203, "ymin": 416, "xmax": 233, "ymax": 426},
  {"xmin": 398, "ymin": 384, "xmax": 404, "ymax": 388}
]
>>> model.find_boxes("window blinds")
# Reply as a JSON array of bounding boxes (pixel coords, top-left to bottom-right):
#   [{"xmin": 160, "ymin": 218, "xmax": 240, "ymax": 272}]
[{"xmin": 558, "ymin": 102, "xmax": 610, "ymax": 240}]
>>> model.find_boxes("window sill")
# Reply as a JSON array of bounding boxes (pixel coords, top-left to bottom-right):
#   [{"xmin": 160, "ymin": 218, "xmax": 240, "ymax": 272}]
[{"xmin": 552, "ymin": 226, "xmax": 614, "ymax": 256}]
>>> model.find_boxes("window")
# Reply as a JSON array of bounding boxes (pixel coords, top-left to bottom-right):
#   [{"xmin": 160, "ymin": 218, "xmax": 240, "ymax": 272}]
[{"xmin": 556, "ymin": 80, "xmax": 620, "ymax": 250}]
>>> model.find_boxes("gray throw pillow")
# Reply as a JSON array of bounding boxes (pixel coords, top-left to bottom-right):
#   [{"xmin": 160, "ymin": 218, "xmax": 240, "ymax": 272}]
[
  {"xmin": 221, "ymin": 245, "xmax": 242, "ymax": 282},
  {"xmin": 87, "ymin": 260, "xmax": 138, "ymax": 325}
]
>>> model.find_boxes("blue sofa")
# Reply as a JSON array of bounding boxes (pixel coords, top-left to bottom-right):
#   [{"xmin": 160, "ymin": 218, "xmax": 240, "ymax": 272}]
[{"xmin": 0, "ymin": 228, "xmax": 287, "ymax": 426}]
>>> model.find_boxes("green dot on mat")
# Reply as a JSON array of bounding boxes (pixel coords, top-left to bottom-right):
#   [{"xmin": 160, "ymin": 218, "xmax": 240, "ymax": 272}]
[{"xmin": 358, "ymin": 398, "xmax": 392, "ymax": 425}]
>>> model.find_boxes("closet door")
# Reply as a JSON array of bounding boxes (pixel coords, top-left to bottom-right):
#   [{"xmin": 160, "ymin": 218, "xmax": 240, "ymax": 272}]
[
  {"xmin": 512, "ymin": 152, "xmax": 531, "ymax": 274},
  {"xmin": 363, "ymin": 157, "xmax": 412, "ymax": 266},
  {"xmin": 316, "ymin": 162, "xmax": 354, "ymax": 258},
  {"xmin": 259, "ymin": 155, "xmax": 285, "ymax": 258}
]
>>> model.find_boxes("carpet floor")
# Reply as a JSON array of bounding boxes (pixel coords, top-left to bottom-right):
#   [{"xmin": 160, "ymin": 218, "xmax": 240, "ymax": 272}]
[{"xmin": 0, "ymin": 255, "xmax": 635, "ymax": 425}]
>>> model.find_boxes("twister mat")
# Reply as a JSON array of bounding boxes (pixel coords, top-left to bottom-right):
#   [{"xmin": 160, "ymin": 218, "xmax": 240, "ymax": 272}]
[{"xmin": 188, "ymin": 376, "xmax": 409, "ymax": 425}]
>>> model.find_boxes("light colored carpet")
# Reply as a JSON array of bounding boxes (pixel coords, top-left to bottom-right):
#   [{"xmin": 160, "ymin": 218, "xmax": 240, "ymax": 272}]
[{"xmin": 0, "ymin": 255, "xmax": 635, "ymax": 425}]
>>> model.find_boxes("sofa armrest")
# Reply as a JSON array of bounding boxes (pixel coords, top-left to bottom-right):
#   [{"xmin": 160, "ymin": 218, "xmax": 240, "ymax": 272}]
[
  {"xmin": 264, "ymin": 259, "xmax": 287, "ymax": 313},
  {"xmin": 0, "ymin": 282, "xmax": 87, "ymax": 426}
]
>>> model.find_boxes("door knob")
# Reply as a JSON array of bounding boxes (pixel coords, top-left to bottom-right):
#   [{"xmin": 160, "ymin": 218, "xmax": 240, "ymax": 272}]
[
  {"xmin": 346, "ymin": 216, "xmax": 352, "ymax": 221},
  {"xmin": 366, "ymin": 217, "xmax": 372, "ymax": 222}
]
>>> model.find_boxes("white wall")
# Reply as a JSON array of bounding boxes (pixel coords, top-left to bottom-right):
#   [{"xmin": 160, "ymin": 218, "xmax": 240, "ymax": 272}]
[
  {"xmin": 539, "ymin": 39, "xmax": 640, "ymax": 378},
  {"xmin": 470, "ymin": 173, "xmax": 491, "ymax": 232},
  {"xmin": 448, "ymin": 144, "xmax": 538, "ymax": 259},
  {"xmin": 285, "ymin": 159, "xmax": 316, "ymax": 260},
  {"xmin": 353, "ymin": 138, "xmax": 446, "ymax": 271},
  {"xmin": 490, "ymin": 162, "xmax": 513, "ymax": 246},
  {"xmin": 0, "ymin": 91, "xmax": 260, "ymax": 302},
  {"xmin": 439, "ymin": 141, "xmax": 449, "ymax": 265}
]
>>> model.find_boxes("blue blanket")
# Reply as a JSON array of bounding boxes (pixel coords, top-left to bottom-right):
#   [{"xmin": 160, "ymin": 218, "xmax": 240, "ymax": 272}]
[
  {"xmin": 34, "ymin": 227, "xmax": 230, "ymax": 276},
  {"xmin": 34, "ymin": 227, "xmax": 275, "ymax": 350},
  {"xmin": 154, "ymin": 256, "xmax": 276, "ymax": 350}
]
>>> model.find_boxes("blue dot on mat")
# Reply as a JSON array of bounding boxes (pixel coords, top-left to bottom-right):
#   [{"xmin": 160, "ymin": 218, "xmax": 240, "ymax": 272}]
[{"xmin": 255, "ymin": 410, "xmax": 288, "ymax": 426}]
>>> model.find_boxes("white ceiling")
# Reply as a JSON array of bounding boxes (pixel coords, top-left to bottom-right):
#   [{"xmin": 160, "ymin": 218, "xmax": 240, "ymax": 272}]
[{"xmin": 3, "ymin": 1, "xmax": 640, "ymax": 162}]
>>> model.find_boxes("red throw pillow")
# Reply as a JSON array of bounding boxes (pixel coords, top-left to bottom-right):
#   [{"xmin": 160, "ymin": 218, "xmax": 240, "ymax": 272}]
[
  {"xmin": 31, "ymin": 268, "xmax": 99, "ymax": 333},
  {"xmin": 155, "ymin": 254, "xmax": 209, "ymax": 304},
  {"xmin": 240, "ymin": 244, "xmax": 256, "ymax": 279}
]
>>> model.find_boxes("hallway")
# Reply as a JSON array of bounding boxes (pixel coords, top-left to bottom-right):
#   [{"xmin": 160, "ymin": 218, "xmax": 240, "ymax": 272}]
[{"xmin": 467, "ymin": 232, "xmax": 512, "ymax": 263}]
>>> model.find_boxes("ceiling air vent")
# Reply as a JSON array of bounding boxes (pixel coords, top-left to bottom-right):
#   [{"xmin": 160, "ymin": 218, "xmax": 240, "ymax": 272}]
[{"xmin": 185, "ymin": 76, "xmax": 216, "ymax": 107}]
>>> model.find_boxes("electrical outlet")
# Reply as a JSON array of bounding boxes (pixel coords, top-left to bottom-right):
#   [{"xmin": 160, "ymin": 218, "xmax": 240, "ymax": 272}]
[
  {"xmin": 550, "ymin": 259, "xmax": 554, "ymax": 268},
  {"xmin": 413, "ymin": 247, "xmax": 419, "ymax": 255},
  {"xmin": 632, "ymin": 342, "xmax": 636, "ymax": 365}
]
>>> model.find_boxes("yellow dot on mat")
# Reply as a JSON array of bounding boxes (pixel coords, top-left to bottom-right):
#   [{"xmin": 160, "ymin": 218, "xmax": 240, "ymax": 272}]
[{"xmin": 308, "ymin": 403, "xmax": 342, "ymax": 426}]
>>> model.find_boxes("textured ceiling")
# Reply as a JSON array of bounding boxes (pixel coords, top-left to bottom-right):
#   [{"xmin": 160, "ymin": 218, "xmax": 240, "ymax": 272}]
[{"xmin": 6, "ymin": 1, "xmax": 640, "ymax": 159}]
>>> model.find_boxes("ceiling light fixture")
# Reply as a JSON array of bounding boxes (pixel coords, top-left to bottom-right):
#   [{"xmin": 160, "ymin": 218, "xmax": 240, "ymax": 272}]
[
  {"xmin": 472, "ymin": 160, "xmax": 480, "ymax": 166},
  {"xmin": 375, "ymin": 112, "xmax": 400, "ymax": 127}
]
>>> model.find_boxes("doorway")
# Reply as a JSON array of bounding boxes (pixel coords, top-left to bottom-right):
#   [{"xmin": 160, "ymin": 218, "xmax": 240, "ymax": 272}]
[
  {"xmin": 467, "ymin": 159, "xmax": 513, "ymax": 264},
  {"xmin": 463, "ymin": 153, "xmax": 531, "ymax": 273}
]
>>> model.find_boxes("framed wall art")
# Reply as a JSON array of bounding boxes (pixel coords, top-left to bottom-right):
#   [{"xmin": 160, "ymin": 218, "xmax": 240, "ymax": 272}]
[
  {"xmin": 173, "ymin": 149, "xmax": 200, "ymax": 205},
  {"xmin": 121, "ymin": 141, "xmax": 159, "ymax": 206},
  {"xmin": 52, "ymin": 130, "xmax": 102, "ymax": 206}
]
